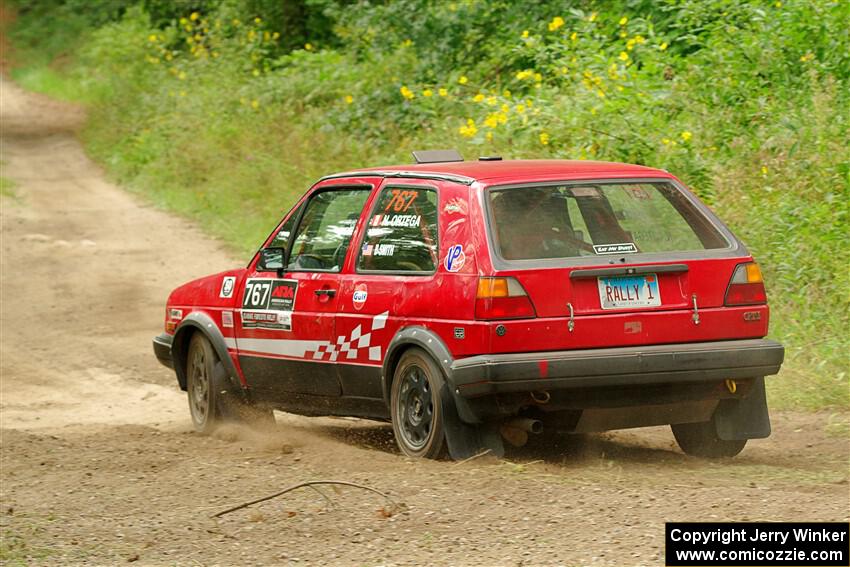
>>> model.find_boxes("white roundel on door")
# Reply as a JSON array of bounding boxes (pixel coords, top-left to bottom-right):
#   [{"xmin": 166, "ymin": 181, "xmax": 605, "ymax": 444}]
[{"xmin": 353, "ymin": 283, "xmax": 368, "ymax": 310}]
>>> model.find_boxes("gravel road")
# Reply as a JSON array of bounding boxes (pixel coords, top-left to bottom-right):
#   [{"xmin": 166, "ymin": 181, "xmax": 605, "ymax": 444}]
[{"xmin": 1, "ymin": 77, "xmax": 848, "ymax": 566}]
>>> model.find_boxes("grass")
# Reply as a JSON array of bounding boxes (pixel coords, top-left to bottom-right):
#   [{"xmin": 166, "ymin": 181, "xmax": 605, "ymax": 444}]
[{"xmin": 6, "ymin": 0, "xmax": 849, "ymax": 410}]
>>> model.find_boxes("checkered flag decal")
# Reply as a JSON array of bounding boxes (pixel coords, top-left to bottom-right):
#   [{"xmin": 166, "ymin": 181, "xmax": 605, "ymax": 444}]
[{"xmin": 304, "ymin": 311, "xmax": 389, "ymax": 362}]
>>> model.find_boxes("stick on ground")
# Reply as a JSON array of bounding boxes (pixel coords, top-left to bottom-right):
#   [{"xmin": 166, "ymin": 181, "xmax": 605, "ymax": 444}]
[{"xmin": 212, "ymin": 480, "xmax": 398, "ymax": 518}]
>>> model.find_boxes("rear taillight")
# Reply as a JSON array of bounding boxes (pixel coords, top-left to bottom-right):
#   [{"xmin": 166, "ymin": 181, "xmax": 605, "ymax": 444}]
[
  {"xmin": 724, "ymin": 262, "xmax": 767, "ymax": 306},
  {"xmin": 475, "ymin": 277, "xmax": 536, "ymax": 319}
]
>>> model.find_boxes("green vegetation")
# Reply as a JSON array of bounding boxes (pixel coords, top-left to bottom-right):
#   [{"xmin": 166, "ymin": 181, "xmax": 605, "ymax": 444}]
[{"xmin": 8, "ymin": 0, "xmax": 849, "ymax": 409}]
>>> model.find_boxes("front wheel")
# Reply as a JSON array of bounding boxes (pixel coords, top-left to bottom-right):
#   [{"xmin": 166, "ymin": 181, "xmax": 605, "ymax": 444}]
[
  {"xmin": 390, "ymin": 348, "xmax": 446, "ymax": 459},
  {"xmin": 186, "ymin": 333, "xmax": 274, "ymax": 433},
  {"xmin": 672, "ymin": 419, "xmax": 747, "ymax": 458}
]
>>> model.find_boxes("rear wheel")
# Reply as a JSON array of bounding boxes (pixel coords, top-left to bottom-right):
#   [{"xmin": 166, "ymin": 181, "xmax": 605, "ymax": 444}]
[
  {"xmin": 186, "ymin": 333, "xmax": 273, "ymax": 433},
  {"xmin": 672, "ymin": 418, "xmax": 747, "ymax": 458},
  {"xmin": 390, "ymin": 348, "xmax": 446, "ymax": 459}
]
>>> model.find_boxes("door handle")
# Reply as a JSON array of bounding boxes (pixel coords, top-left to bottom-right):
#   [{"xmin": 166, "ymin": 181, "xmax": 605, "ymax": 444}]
[{"xmin": 314, "ymin": 289, "xmax": 336, "ymax": 298}]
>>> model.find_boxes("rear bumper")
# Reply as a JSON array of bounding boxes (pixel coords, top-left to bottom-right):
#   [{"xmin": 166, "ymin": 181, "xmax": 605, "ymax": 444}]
[
  {"xmin": 152, "ymin": 333, "xmax": 174, "ymax": 369},
  {"xmin": 450, "ymin": 339, "xmax": 784, "ymax": 398}
]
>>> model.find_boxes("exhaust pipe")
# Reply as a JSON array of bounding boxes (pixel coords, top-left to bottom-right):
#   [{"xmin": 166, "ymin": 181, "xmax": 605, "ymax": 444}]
[
  {"xmin": 505, "ymin": 417, "xmax": 543, "ymax": 434},
  {"xmin": 500, "ymin": 418, "xmax": 543, "ymax": 447}
]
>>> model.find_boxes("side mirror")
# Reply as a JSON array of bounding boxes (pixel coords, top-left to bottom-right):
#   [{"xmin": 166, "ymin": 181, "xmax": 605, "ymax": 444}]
[{"xmin": 258, "ymin": 247, "xmax": 286, "ymax": 271}]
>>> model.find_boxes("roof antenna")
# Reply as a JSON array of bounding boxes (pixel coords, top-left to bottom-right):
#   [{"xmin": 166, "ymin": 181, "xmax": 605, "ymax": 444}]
[{"xmin": 412, "ymin": 149, "xmax": 464, "ymax": 164}]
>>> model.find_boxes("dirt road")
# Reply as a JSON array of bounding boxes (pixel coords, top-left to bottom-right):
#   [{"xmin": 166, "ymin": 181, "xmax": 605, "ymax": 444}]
[{"xmin": 1, "ymin": 77, "xmax": 848, "ymax": 566}]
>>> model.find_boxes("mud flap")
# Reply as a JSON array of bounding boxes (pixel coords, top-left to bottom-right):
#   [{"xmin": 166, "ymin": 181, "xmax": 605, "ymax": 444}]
[
  {"xmin": 714, "ymin": 377, "xmax": 771, "ymax": 441},
  {"xmin": 440, "ymin": 385, "xmax": 504, "ymax": 460}
]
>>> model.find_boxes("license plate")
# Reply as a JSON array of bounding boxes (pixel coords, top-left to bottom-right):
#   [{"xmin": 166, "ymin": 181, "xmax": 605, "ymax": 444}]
[{"xmin": 597, "ymin": 274, "xmax": 661, "ymax": 310}]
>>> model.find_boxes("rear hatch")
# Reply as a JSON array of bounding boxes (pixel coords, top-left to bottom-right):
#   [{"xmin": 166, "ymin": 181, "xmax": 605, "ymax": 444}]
[{"xmin": 484, "ymin": 179, "xmax": 764, "ymax": 350}]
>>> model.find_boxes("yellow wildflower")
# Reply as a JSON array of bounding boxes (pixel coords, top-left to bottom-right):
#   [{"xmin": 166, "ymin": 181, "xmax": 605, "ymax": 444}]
[
  {"xmin": 251, "ymin": 99, "xmax": 259, "ymax": 109},
  {"xmin": 148, "ymin": 34, "xmax": 157, "ymax": 42},
  {"xmin": 634, "ymin": 35, "xmax": 646, "ymax": 44},
  {"xmin": 619, "ymin": 16, "xmax": 628, "ymax": 26},
  {"xmin": 515, "ymin": 69, "xmax": 533, "ymax": 80},
  {"xmin": 254, "ymin": 17, "xmax": 262, "ymax": 24},
  {"xmin": 252, "ymin": 69, "xmax": 260, "ymax": 77},
  {"xmin": 304, "ymin": 43, "xmax": 313, "ymax": 51},
  {"xmin": 486, "ymin": 96, "xmax": 497, "ymax": 106},
  {"xmin": 179, "ymin": 90, "xmax": 187, "ymax": 97},
  {"xmin": 501, "ymin": 103, "xmax": 510, "ymax": 113},
  {"xmin": 761, "ymin": 165, "xmax": 768, "ymax": 175},
  {"xmin": 680, "ymin": 131, "xmax": 692, "ymax": 142},
  {"xmin": 344, "ymin": 95, "xmax": 354, "ymax": 104},
  {"xmin": 232, "ymin": 18, "xmax": 241, "ymax": 26},
  {"xmin": 178, "ymin": 71, "xmax": 187, "ymax": 80},
  {"xmin": 438, "ymin": 88, "xmax": 448, "ymax": 97},
  {"xmin": 588, "ymin": 12, "xmax": 597, "ymax": 22},
  {"xmin": 539, "ymin": 132, "xmax": 550, "ymax": 145},
  {"xmin": 660, "ymin": 42, "xmax": 668, "ymax": 51},
  {"xmin": 486, "ymin": 132, "xmax": 493, "ymax": 142},
  {"xmin": 626, "ymin": 38, "xmax": 636, "ymax": 51},
  {"xmin": 190, "ymin": 12, "xmax": 200, "ymax": 21},
  {"xmin": 548, "ymin": 16, "xmax": 565, "ymax": 32},
  {"xmin": 458, "ymin": 75, "xmax": 469, "ymax": 85},
  {"xmin": 402, "ymin": 39, "xmax": 413, "ymax": 47},
  {"xmin": 619, "ymin": 52, "xmax": 629, "ymax": 61},
  {"xmin": 775, "ymin": 1, "xmax": 782, "ymax": 6},
  {"xmin": 516, "ymin": 104, "xmax": 526, "ymax": 113},
  {"xmin": 459, "ymin": 119, "xmax": 478, "ymax": 138},
  {"xmin": 503, "ymin": 89, "xmax": 511, "ymax": 98},
  {"xmin": 534, "ymin": 72, "xmax": 543, "ymax": 82},
  {"xmin": 400, "ymin": 86, "xmax": 415, "ymax": 100},
  {"xmin": 473, "ymin": 93, "xmax": 485, "ymax": 102},
  {"xmin": 570, "ymin": 31, "xmax": 578, "ymax": 41},
  {"xmin": 423, "ymin": 89, "xmax": 433, "ymax": 97},
  {"xmin": 521, "ymin": 30, "xmax": 529, "ymax": 39},
  {"xmin": 484, "ymin": 114, "xmax": 499, "ymax": 129},
  {"xmin": 179, "ymin": 17, "xmax": 188, "ymax": 25}
]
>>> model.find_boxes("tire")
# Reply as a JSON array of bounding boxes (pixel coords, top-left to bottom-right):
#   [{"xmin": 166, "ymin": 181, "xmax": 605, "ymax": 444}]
[
  {"xmin": 186, "ymin": 333, "xmax": 223, "ymax": 434},
  {"xmin": 186, "ymin": 333, "xmax": 274, "ymax": 433},
  {"xmin": 672, "ymin": 419, "xmax": 747, "ymax": 458},
  {"xmin": 390, "ymin": 348, "xmax": 446, "ymax": 459}
]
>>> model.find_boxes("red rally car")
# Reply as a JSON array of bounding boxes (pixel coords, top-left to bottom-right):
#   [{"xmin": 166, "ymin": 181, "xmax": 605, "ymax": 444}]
[{"xmin": 153, "ymin": 152, "xmax": 784, "ymax": 460}]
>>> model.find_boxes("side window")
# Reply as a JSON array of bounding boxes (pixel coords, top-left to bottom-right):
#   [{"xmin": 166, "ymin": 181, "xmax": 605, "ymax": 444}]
[
  {"xmin": 287, "ymin": 188, "xmax": 370, "ymax": 272},
  {"xmin": 357, "ymin": 186, "xmax": 438, "ymax": 273}
]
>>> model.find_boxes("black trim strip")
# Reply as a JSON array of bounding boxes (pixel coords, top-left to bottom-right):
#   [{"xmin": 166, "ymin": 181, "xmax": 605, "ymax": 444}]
[{"xmin": 569, "ymin": 263, "xmax": 689, "ymax": 279}]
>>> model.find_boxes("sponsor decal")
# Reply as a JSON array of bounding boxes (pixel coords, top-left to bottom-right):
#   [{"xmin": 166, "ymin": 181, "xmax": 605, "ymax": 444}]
[
  {"xmin": 220, "ymin": 276, "xmax": 236, "ymax": 298},
  {"xmin": 240, "ymin": 278, "xmax": 298, "ymax": 331},
  {"xmin": 445, "ymin": 244, "xmax": 466, "ymax": 272},
  {"xmin": 370, "ymin": 214, "xmax": 421, "ymax": 228},
  {"xmin": 352, "ymin": 283, "xmax": 368, "ymax": 311},
  {"xmin": 169, "ymin": 308, "xmax": 183, "ymax": 320},
  {"xmin": 453, "ymin": 327, "xmax": 465, "ymax": 340},
  {"xmin": 221, "ymin": 310, "xmax": 234, "ymax": 328},
  {"xmin": 443, "ymin": 197, "xmax": 468, "ymax": 215},
  {"xmin": 593, "ymin": 242, "xmax": 638, "ymax": 255}
]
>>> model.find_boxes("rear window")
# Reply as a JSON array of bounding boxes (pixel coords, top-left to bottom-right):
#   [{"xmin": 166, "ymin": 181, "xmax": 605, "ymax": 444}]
[{"xmin": 488, "ymin": 182, "xmax": 728, "ymax": 260}]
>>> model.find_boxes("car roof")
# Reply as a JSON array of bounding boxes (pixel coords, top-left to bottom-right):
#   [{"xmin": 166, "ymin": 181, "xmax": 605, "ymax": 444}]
[{"xmin": 322, "ymin": 159, "xmax": 672, "ymax": 186}]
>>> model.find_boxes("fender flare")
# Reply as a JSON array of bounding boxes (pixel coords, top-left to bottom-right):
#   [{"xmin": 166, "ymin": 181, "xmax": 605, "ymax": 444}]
[
  {"xmin": 172, "ymin": 312, "xmax": 243, "ymax": 394},
  {"xmin": 381, "ymin": 326, "xmax": 454, "ymax": 404}
]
